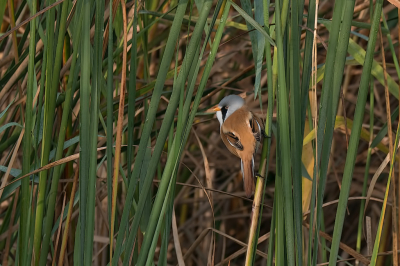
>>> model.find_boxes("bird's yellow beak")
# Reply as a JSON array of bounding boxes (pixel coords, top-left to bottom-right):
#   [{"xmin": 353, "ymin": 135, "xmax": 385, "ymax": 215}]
[{"xmin": 213, "ymin": 107, "xmax": 221, "ymax": 112}]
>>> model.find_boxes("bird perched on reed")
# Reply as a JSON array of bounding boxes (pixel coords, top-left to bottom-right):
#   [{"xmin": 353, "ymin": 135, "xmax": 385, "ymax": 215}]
[{"xmin": 213, "ymin": 95, "xmax": 268, "ymax": 197}]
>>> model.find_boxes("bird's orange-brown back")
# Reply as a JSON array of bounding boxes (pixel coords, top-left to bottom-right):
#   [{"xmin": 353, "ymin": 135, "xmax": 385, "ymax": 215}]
[{"xmin": 222, "ymin": 107, "xmax": 257, "ymax": 154}]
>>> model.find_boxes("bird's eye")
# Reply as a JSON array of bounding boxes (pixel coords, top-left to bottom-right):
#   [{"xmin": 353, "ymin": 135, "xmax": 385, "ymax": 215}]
[{"xmin": 224, "ymin": 106, "xmax": 228, "ymax": 109}]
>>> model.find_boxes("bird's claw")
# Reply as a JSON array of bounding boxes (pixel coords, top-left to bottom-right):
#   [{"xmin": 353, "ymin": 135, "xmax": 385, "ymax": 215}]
[
  {"xmin": 255, "ymin": 173, "xmax": 265, "ymax": 179},
  {"xmin": 261, "ymin": 130, "xmax": 270, "ymax": 138}
]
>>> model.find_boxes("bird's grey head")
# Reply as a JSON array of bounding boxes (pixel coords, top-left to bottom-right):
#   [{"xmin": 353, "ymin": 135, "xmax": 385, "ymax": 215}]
[{"xmin": 215, "ymin": 95, "xmax": 245, "ymax": 126}]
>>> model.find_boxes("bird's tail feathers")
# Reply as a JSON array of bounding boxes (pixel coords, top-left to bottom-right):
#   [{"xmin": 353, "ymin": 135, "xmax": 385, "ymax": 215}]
[{"xmin": 241, "ymin": 157, "xmax": 255, "ymax": 198}]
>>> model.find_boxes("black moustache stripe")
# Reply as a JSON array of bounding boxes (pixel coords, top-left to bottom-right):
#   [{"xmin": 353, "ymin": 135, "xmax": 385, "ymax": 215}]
[{"xmin": 221, "ymin": 107, "xmax": 228, "ymax": 121}]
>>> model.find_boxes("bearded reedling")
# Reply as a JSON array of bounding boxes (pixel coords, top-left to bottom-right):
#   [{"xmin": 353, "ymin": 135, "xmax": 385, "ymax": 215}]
[{"xmin": 213, "ymin": 95, "xmax": 268, "ymax": 197}]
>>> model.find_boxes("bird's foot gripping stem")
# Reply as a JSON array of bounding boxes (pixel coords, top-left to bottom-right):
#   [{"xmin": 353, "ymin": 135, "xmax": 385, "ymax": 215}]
[
  {"xmin": 261, "ymin": 130, "xmax": 270, "ymax": 139},
  {"xmin": 255, "ymin": 173, "xmax": 265, "ymax": 179}
]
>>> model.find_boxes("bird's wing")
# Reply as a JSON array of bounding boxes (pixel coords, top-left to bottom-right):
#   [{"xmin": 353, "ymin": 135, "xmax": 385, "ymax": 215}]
[
  {"xmin": 220, "ymin": 130, "xmax": 243, "ymax": 157},
  {"xmin": 249, "ymin": 112, "xmax": 265, "ymax": 142}
]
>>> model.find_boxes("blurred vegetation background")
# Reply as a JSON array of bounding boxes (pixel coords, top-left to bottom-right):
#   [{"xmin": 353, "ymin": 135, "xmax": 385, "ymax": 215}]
[{"xmin": 0, "ymin": 0, "xmax": 400, "ymax": 265}]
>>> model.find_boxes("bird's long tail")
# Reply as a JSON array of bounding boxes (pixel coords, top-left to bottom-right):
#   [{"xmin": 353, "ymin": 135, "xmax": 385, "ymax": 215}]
[{"xmin": 241, "ymin": 157, "xmax": 255, "ymax": 198}]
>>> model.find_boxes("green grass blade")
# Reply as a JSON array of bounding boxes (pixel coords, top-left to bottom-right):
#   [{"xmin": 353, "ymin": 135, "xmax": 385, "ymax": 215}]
[
  {"xmin": 36, "ymin": 1, "xmax": 70, "ymax": 264},
  {"xmin": 356, "ymin": 77, "xmax": 374, "ymax": 255},
  {"xmin": 84, "ymin": 0, "xmax": 104, "ymax": 263},
  {"xmin": 106, "ymin": 0, "xmax": 114, "ymax": 235},
  {"xmin": 306, "ymin": 0, "xmax": 346, "ymax": 262},
  {"xmin": 275, "ymin": 141, "xmax": 285, "ymax": 265},
  {"xmin": 300, "ymin": 0, "xmax": 315, "ymax": 133},
  {"xmin": 79, "ymin": 0, "xmax": 91, "ymax": 263},
  {"xmin": 156, "ymin": 33, "xmax": 183, "ymax": 266},
  {"xmin": 275, "ymin": 0, "xmax": 295, "ymax": 264},
  {"xmin": 229, "ymin": 0, "xmax": 275, "ymax": 47},
  {"xmin": 328, "ymin": 0, "xmax": 383, "ymax": 264},
  {"xmin": 144, "ymin": 175, "xmax": 174, "ymax": 266},
  {"xmin": 247, "ymin": 0, "xmax": 274, "ymax": 261},
  {"xmin": 33, "ymin": 0, "xmax": 57, "ymax": 263},
  {"xmin": 316, "ymin": 18, "xmax": 389, "ymax": 35},
  {"xmin": 0, "ymin": 0, "xmax": 7, "ymax": 29},
  {"xmin": 289, "ymin": 0, "xmax": 303, "ymax": 264},
  {"xmin": 254, "ymin": 0, "xmax": 265, "ymax": 98},
  {"xmin": 382, "ymin": 13, "xmax": 400, "ymax": 80},
  {"xmin": 238, "ymin": 0, "xmax": 258, "ymax": 97},
  {"xmin": 127, "ymin": 0, "xmax": 138, "ymax": 184},
  {"xmin": 346, "ymin": 39, "xmax": 399, "ymax": 99},
  {"xmin": 266, "ymin": 193, "xmax": 276, "ymax": 266},
  {"xmin": 312, "ymin": 0, "xmax": 356, "ymax": 264},
  {"xmin": 138, "ymin": 136, "xmax": 152, "ymax": 233},
  {"xmin": 111, "ymin": 0, "xmax": 190, "ymax": 263},
  {"xmin": 370, "ymin": 117, "xmax": 400, "ymax": 264},
  {"xmin": 20, "ymin": 0, "xmax": 37, "ymax": 263},
  {"xmin": 133, "ymin": 1, "xmax": 214, "ymax": 263},
  {"xmin": 158, "ymin": 123, "xmax": 176, "ymax": 265}
]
